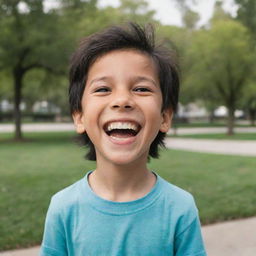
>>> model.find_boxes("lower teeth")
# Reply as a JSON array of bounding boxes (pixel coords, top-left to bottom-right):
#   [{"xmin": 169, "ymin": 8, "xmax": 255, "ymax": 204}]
[{"xmin": 108, "ymin": 129, "xmax": 136, "ymax": 137}]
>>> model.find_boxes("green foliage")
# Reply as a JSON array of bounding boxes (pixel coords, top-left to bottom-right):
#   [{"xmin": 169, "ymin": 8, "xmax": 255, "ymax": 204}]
[
  {"xmin": 0, "ymin": 0, "xmax": 98, "ymax": 138},
  {"xmin": 202, "ymin": 20, "xmax": 252, "ymax": 96},
  {"xmin": 1, "ymin": 0, "xmax": 256, "ymax": 135},
  {"xmin": 117, "ymin": 0, "xmax": 156, "ymax": 24},
  {"xmin": 184, "ymin": 18, "xmax": 254, "ymax": 133},
  {"xmin": 157, "ymin": 25, "xmax": 194, "ymax": 104},
  {"xmin": 235, "ymin": 0, "xmax": 256, "ymax": 35},
  {"xmin": 22, "ymin": 69, "xmax": 69, "ymax": 114},
  {"xmin": 0, "ymin": 1, "xmax": 70, "ymax": 72},
  {"xmin": 0, "ymin": 70, "xmax": 12, "ymax": 100},
  {"xmin": 210, "ymin": 0, "xmax": 232, "ymax": 24},
  {"xmin": 0, "ymin": 0, "xmax": 158, "ymax": 117},
  {"xmin": 234, "ymin": 0, "xmax": 256, "ymax": 125},
  {"xmin": 241, "ymin": 82, "xmax": 256, "ymax": 108},
  {"xmin": 182, "ymin": 8, "xmax": 200, "ymax": 29}
]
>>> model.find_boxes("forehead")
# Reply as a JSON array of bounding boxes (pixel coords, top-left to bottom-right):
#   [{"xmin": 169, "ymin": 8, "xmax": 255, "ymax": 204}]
[{"xmin": 87, "ymin": 49, "xmax": 158, "ymax": 79}]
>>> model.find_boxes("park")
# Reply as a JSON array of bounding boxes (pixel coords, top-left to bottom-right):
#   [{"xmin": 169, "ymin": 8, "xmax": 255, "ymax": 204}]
[{"xmin": 0, "ymin": 0, "xmax": 256, "ymax": 255}]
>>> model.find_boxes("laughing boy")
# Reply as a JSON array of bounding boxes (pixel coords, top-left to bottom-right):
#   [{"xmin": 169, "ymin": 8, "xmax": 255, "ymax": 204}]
[{"xmin": 40, "ymin": 23, "xmax": 207, "ymax": 256}]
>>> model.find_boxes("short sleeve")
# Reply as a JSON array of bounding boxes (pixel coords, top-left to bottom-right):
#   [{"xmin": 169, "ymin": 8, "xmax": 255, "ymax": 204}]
[
  {"xmin": 40, "ymin": 197, "xmax": 68, "ymax": 256},
  {"xmin": 174, "ymin": 215, "xmax": 207, "ymax": 256}
]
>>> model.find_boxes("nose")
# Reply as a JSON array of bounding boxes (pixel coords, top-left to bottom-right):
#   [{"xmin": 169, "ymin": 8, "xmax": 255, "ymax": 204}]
[{"xmin": 111, "ymin": 90, "xmax": 134, "ymax": 110}]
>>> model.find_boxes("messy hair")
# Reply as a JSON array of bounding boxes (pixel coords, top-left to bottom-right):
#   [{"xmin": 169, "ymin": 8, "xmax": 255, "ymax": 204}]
[{"xmin": 69, "ymin": 22, "xmax": 180, "ymax": 160}]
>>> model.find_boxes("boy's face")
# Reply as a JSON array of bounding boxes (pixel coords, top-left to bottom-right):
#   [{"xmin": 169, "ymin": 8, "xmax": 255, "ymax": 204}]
[{"xmin": 73, "ymin": 49, "xmax": 172, "ymax": 166}]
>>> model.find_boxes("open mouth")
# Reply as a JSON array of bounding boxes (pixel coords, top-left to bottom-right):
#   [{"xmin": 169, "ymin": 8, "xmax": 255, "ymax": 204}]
[{"xmin": 103, "ymin": 121, "xmax": 141, "ymax": 138}]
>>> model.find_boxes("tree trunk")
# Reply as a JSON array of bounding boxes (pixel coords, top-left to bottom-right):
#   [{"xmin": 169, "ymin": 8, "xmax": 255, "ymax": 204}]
[
  {"xmin": 208, "ymin": 109, "xmax": 215, "ymax": 124},
  {"xmin": 227, "ymin": 107, "xmax": 235, "ymax": 135},
  {"xmin": 13, "ymin": 68, "xmax": 23, "ymax": 140},
  {"xmin": 249, "ymin": 108, "xmax": 256, "ymax": 126}
]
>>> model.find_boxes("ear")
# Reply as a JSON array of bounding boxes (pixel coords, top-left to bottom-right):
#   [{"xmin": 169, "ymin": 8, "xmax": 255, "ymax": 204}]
[
  {"xmin": 160, "ymin": 108, "xmax": 173, "ymax": 133},
  {"xmin": 72, "ymin": 111, "xmax": 86, "ymax": 134}
]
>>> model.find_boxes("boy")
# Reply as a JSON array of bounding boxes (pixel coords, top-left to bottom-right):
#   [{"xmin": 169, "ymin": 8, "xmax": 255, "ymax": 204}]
[{"xmin": 40, "ymin": 23, "xmax": 207, "ymax": 256}]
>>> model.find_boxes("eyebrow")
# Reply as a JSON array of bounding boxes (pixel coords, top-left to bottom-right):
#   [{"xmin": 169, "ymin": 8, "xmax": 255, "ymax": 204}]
[
  {"xmin": 89, "ymin": 76, "xmax": 109, "ymax": 86},
  {"xmin": 90, "ymin": 76, "xmax": 158, "ymax": 87},
  {"xmin": 133, "ymin": 76, "xmax": 158, "ymax": 87}
]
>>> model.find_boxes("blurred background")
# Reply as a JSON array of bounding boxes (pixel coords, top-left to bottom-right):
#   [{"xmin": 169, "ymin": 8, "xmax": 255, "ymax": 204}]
[
  {"xmin": 0, "ymin": 0, "xmax": 255, "ymax": 254},
  {"xmin": 0, "ymin": 0, "xmax": 256, "ymax": 135}
]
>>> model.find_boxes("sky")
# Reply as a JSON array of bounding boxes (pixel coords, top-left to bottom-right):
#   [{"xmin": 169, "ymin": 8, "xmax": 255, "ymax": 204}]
[{"xmin": 98, "ymin": 0, "xmax": 238, "ymax": 27}]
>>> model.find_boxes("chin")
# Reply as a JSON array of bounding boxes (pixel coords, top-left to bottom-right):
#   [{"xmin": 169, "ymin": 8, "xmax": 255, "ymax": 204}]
[{"xmin": 103, "ymin": 152, "xmax": 147, "ymax": 166}]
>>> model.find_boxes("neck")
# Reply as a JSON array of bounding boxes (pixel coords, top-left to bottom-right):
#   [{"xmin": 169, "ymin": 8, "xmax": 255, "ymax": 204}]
[{"xmin": 88, "ymin": 158, "xmax": 156, "ymax": 202}]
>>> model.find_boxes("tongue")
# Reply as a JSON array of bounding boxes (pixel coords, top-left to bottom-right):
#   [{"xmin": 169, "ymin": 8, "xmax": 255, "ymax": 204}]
[{"xmin": 110, "ymin": 129, "xmax": 135, "ymax": 138}]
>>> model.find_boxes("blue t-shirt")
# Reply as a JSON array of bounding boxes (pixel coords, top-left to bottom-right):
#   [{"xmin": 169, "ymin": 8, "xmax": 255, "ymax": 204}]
[{"xmin": 40, "ymin": 171, "xmax": 207, "ymax": 256}]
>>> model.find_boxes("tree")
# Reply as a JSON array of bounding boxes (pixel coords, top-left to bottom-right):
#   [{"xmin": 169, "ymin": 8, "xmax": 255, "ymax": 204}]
[
  {"xmin": 182, "ymin": 8, "xmax": 200, "ymax": 30},
  {"xmin": 1, "ymin": 1, "xmax": 58, "ymax": 139},
  {"xmin": 234, "ymin": 0, "xmax": 256, "ymax": 126},
  {"xmin": 235, "ymin": 0, "xmax": 256, "ymax": 36},
  {"xmin": 173, "ymin": 0, "xmax": 198, "ymax": 11},
  {"xmin": 0, "ymin": 70, "xmax": 12, "ymax": 99},
  {"xmin": 117, "ymin": 0, "xmax": 155, "ymax": 23},
  {"xmin": 241, "ymin": 82, "xmax": 256, "ymax": 126},
  {"xmin": 0, "ymin": 0, "xmax": 94, "ymax": 140},
  {"xmin": 157, "ymin": 24, "xmax": 193, "ymax": 103},
  {"xmin": 0, "ymin": 70, "xmax": 13, "ymax": 120},
  {"xmin": 186, "ymin": 19, "xmax": 253, "ymax": 134},
  {"xmin": 210, "ymin": 0, "xmax": 231, "ymax": 23},
  {"xmin": 75, "ymin": 0, "xmax": 157, "ymax": 41},
  {"xmin": 21, "ymin": 69, "xmax": 68, "ymax": 115}
]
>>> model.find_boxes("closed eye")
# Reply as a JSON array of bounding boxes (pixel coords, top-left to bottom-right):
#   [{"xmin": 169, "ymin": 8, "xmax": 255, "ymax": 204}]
[
  {"xmin": 134, "ymin": 87, "xmax": 152, "ymax": 92},
  {"xmin": 94, "ymin": 87, "xmax": 111, "ymax": 93}
]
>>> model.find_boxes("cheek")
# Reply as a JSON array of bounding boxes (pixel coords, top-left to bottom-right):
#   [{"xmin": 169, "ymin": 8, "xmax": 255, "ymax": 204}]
[
  {"xmin": 81, "ymin": 96, "xmax": 106, "ymax": 127},
  {"xmin": 80, "ymin": 99, "xmax": 96, "ymax": 124},
  {"xmin": 142, "ymin": 96, "xmax": 162, "ymax": 116},
  {"xmin": 142, "ymin": 100, "xmax": 163, "ymax": 132},
  {"xmin": 81, "ymin": 93, "xmax": 99, "ymax": 112}
]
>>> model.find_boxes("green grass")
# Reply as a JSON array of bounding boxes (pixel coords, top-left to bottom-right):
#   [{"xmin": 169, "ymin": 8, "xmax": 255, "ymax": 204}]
[
  {"xmin": 170, "ymin": 133, "xmax": 256, "ymax": 140},
  {"xmin": 149, "ymin": 151, "xmax": 256, "ymax": 225},
  {"xmin": 1, "ymin": 132, "xmax": 256, "ymax": 250}
]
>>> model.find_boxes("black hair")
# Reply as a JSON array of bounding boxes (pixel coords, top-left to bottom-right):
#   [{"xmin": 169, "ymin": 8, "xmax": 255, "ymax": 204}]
[{"xmin": 69, "ymin": 22, "xmax": 180, "ymax": 161}]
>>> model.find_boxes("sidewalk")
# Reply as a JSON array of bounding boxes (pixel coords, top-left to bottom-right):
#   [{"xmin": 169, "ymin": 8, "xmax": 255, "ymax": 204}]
[
  {"xmin": 1, "ymin": 123, "xmax": 256, "ymax": 134},
  {"xmin": 202, "ymin": 217, "xmax": 256, "ymax": 256},
  {"xmin": 0, "ymin": 247, "xmax": 39, "ymax": 256},
  {"xmin": 0, "ymin": 123, "xmax": 75, "ymax": 133},
  {"xmin": 1, "ymin": 217, "xmax": 256, "ymax": 256},
  {"xmin": 165, "ymin": 137, "xmax": 256, "ymax": 156},
  {"xmin": 169, "ymin": 126, "xmax": 256, "ymax": 135}
]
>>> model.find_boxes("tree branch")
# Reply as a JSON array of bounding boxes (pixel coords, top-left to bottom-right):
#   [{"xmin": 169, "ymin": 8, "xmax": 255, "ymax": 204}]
[{"xmin": 215, "ymin": 79, "xmax": 228, "ymax": 102}]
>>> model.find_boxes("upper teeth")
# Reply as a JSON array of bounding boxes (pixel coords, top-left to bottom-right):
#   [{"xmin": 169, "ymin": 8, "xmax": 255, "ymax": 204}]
[{"xmin": 107, "ymin": 122, "xmax": 139, "ymax": 132}]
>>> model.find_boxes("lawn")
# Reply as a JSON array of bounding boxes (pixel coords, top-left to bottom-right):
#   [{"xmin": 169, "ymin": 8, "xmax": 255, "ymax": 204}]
[
  {"xmin": 170, "ymin": 133, "xmax": 256, "ymax": 140},
  {"xmin": 0, "ymin": 132, "xmax": 256, "ymax": 250}
]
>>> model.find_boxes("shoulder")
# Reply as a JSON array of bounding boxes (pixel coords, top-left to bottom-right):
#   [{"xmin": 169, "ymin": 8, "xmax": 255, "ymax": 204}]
[
  {"xmin": 157, "ymin": 175, "xmax": 202, "ymax": 236},
  {"xmin": 159, "ymin": 176, "xmax": 196, "ymax": 206},
  {"xmin": 158, "ymin": 175, "xmax": 199, "ymax": 219},
  {"xmin": 48, "ymin": 176, "xmax": 85, "ymax": 215}
]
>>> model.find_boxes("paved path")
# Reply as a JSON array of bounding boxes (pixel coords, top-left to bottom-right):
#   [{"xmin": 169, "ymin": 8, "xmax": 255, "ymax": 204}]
[
  {"xmin": 1, "ymin": 123, "xmax": 256, "ymax": 156},
  {"xmin": 165, "ymin": 137, "xmax": 256, "ymax": 156},
  {"xmin": 1, "ymin": 123, "xmax": 256, "ymax": 134},
  {"xmin": 202, "ymin": 217, "xmax": 256, "ymax": 256},
  {"xmin": 0, "ymin": 247, "xmax": 39, "ymax": 256},
  {"xmin": 0, "ymin": 123, "xmax": 75, "ymax": 133},
  {"xmin": 169, "ymin": 127, "xmax": 256, "ymax": 135},
  {"xmin": 1, "ymin": 217, "xmax": 256, "ymax": 256}
]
